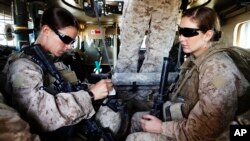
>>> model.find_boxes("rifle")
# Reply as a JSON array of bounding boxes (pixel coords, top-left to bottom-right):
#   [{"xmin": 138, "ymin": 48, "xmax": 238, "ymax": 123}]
[
  {"xmin": 23, "ymin": 44, "xmax": 116, "ymax": 141},
  {"xmin": 150, "ymin": 57, "xmax": 170, "ymax": 119}
]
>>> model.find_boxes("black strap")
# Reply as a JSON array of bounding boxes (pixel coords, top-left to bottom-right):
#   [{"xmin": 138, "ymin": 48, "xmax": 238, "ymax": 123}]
[{"xmin": 22, "ymin": 44, "xmax": 73, "ymax": 93}]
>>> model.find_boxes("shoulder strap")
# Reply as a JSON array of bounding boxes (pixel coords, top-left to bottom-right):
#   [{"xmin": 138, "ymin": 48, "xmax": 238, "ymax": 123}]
[
  {"xmin": 170, "ymin": 66, "xmax": 196, "ymax": 101},
  {"xmin": 22, "ymin": 44, "xmax": 63, "ymax": 81},
  {"xmin": 22, "ymin": 44, "xmax": 73, "ymax": 93}
]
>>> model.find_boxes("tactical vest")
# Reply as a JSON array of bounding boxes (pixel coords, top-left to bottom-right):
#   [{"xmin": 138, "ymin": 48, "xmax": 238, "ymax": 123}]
[
  {"xmin": 163, "ymin": 56, "xmax": 199, "ymax": 121},
  {"xmin": 20, "ymin": 44, "xmax": 128, "ymax": 141},
  {"xmin": 163, "ymin": 45, "xmax": 250, "ymax": 121}
]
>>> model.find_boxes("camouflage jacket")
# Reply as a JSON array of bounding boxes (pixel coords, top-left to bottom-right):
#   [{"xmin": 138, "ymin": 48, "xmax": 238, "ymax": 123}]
[
  {"xmin": 3, "ymin": 52, "xmax": 95, "ymax": 132},
  {"xmin": 0, "ymin": 92, "xmax": 40, "ymax": 141},
  {"xmin": 162, "ymin": 45, "xmax": 250, "ymax": 141}
]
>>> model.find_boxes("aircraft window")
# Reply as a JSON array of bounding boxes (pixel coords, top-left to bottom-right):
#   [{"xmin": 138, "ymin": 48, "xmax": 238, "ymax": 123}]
[
  {"xmin": 0, "ymin": 13, "xmax": 14, "ymax": 46},
  {"xmin": 233, "ymin": 20, "xmax": 250, "ymax": 49}
]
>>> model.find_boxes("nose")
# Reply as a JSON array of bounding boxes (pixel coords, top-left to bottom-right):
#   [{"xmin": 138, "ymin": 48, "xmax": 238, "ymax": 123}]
[
  {"xmin": 178, "ymin": 34, "xmax": 185, "ymax": 42},
  {"xmin": 65, "ymin": 44, "xmax": 73, "ymax": 50}
]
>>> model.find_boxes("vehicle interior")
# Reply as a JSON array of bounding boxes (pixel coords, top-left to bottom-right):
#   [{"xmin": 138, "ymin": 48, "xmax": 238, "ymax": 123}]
[
  {"xmin": 0, "ymin": 0, "xmax": 250, "ymax": 140},
  {"xmin": 0, "ymin": 0, "xmax": 249, "ymax": 72},
  {"xmin": 0, "ymin": 0, "xmax": 249, "ymax": 65}
]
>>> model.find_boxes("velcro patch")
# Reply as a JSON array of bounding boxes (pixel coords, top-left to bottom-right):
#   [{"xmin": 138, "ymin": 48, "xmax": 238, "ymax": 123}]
[{"xmin": 212, "ymin": 75, "xmax": 225, "ymax": 88}]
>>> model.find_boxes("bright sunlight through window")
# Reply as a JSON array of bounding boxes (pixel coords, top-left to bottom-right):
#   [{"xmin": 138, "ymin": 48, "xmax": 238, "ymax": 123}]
[{"xmin": 233, "ymin": 20, "xmax": 250, "ymax": 49}]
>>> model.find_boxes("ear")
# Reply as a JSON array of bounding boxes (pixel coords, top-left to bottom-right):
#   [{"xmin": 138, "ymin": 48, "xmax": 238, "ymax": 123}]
[
  {"xmin": 204, "ymin": 30, "xmax": 214, "ymax": 42},
  {"xmin": 40, "ymin": 25, "xmax": 51, "ymax": 36}
]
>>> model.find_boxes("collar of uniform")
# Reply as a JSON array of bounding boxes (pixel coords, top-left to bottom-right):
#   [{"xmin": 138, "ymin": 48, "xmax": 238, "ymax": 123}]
[{"xmin": 191, "ymin": 43, "xmax": 224, "ymax": 68}]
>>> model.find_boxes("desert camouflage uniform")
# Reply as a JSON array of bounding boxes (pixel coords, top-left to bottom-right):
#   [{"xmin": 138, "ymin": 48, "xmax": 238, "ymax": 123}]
[
  {"xmin": 114, "ymin": 0, "xmax": 181, "ymax": 105},
  {"xmin": 115, "ymin": 0, "xmax": 181, "ymax": 73},
  {"xmin": 0, "ymin": 92, "xmax": 40, "ymax": 141},
  {"xmin": 3, "ymin": 51, "xmax": 120, "ymax": 135},
  {"xmin": 126, "ymin": 44, "xmax": 250, "ymax": 141}
]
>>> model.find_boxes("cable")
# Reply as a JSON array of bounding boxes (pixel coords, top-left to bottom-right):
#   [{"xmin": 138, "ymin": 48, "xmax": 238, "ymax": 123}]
[{"xmin": 93, "ymin": 0, "xmax": 113, "ymax": 72}]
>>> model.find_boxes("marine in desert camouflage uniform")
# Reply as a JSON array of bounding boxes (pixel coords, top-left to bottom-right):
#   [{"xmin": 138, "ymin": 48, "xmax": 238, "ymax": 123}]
[
  {"xmin": 114, "ymin": 0, "xmax": 181, "ymax": 110},
  {"xmin": 0, "ymin": 91, "xmax": 40, "ymax": 141},
  {"xmin": 126, "ymin": 7, "xmax": 250, "ymax": 141},
  {"xmin": 3, "ymin": 7, "xmax": 120, "ymax": 140},
  {"xmin": 115, "ymin": 0, "xmax": 181, "ymax": 73}
]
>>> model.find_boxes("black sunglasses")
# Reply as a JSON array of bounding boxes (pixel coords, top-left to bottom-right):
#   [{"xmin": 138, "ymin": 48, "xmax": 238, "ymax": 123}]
[
  {"xmin": 51, "ymin": 27, "xmax": 75, "ymax": 45},
  {"xmin": 178, "ymin": 27, "xmax": 202, "ymax": 37}
]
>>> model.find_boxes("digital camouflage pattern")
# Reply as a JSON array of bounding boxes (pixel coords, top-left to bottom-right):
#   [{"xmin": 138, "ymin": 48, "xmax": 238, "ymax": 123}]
[
  {"xmin": 3, "ymin": 53, "xmax": 120, "ymax": 134},
  {"xmin": 115, "ymin": 0, "xmax": 181, "ymax": 73},
  {"xmin": 114, "ymin": 0, "xmax": 181, "ymax": 107},
  {"xmin": 3, "ymin": 50, "xmax": 121, "ymax": 139},
  {"xmin": 126, "ymin": 44, "xmax": 250, "ymax": 141},
  {"xmin": 0, "ymin": 92, "xmax": 40, "ymax": 141}
]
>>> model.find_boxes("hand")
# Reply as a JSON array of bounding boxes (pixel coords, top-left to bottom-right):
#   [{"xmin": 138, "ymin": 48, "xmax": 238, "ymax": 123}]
[
  {"xmin": 140, "ymin": 114, "xmax": 162, "ymax": 134},
  {"xmin": 89, "ymin": 79, "xmax": 113, "ymax": 100}
]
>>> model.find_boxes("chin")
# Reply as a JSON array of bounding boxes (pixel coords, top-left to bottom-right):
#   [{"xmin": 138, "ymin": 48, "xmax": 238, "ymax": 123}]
[
  {"xmin": 182, "ymin": 49, "xmax": 191, "ymax": 54},
  {"xmin": 54, "ymin": 53, "xmax": 62, "ymax": 57}
]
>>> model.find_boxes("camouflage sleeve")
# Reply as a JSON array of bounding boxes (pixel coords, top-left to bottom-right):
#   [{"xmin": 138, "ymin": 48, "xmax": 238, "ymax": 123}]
[
  {"xmin": 5, "ymin": 58, "xmax": 95, "ymax": 131},
  {"xmin": 161, "ymin": 53, "xmax": 243, "ymax": 141},
  {"xmin": 0, "ymin": 92, "xmax": 40, "ymax": 141}
]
